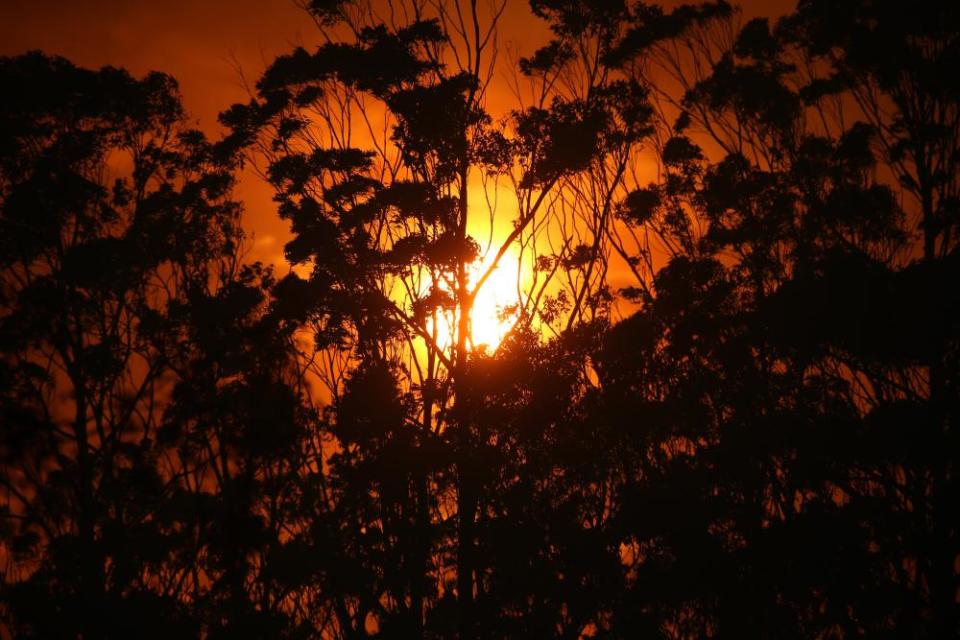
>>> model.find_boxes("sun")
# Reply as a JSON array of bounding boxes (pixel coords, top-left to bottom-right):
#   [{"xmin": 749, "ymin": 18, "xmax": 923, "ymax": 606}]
[
  {"xmin": 420, "ymin": 251, "xmax": 523, "ymax": 353},
  {"xmin": 468, "ymin": 255, "xmax": 522, "ymax": 351}
]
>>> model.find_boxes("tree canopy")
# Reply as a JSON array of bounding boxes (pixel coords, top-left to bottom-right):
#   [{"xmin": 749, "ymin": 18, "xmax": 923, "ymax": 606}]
[{"xmin": 1, "ymin": 0, "xmax": 958, "ymax": 638}]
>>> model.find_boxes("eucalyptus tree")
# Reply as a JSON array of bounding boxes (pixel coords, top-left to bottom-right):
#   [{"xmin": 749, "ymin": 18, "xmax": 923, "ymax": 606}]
[
  {"xmin": 0, "ymin": 53, "xmax": 313, "ymax": 638},
  {"xmin": 225, "ymin": 0, "xmax": 658, "ymax": 635},
  {"xmin": 779, "ymin": 5, "xmax": 960, "ymax": 634},
  {"xmin": 583, "ymin": 1, "xmax": 960, "ymax": 635},
  {"xmin": 136, "ymin": 0, "xmax": 957, "ymax": 636}
]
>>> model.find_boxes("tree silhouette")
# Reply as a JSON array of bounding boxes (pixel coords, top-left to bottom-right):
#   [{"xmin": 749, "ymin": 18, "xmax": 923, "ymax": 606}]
[
  {"xmin": 223, "ymin": 1, "xmax": 656, "ymax": 635},
  {"xmin": 0, "ymin": 53, "xmax": 314, "ymax": 637},
  {"xmin": 588, "ymin": 1, "xmax": 960, "ymax": 635},
  {"xmin": 1, "ymin": 0, "xmax": 959, "ymax": 638}
]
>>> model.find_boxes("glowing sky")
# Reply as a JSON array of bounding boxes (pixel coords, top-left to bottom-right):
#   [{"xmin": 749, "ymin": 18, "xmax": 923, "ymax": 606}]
[{"xmin": 0, "ymin": 0, "xmax": 794, "ymax": 269}]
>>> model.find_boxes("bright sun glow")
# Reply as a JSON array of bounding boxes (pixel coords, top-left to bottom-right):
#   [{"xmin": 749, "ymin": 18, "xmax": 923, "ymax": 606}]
[
  {"xmin": 423, "ymin": 252, "xmax": 523, "ymax": 353},
  {"xmin": 469, "ymin": 254, "xmax": 522, "ymax": 350}
]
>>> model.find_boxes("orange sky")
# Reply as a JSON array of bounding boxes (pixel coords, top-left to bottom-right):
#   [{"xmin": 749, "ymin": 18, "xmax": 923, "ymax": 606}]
[{"xmin": 0, "ymin": 0, "xmax": 795, "ymax": 267}]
